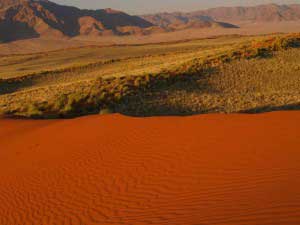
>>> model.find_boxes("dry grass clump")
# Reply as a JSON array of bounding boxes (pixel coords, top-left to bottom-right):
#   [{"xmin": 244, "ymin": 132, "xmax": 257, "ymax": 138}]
[
  {"xmin": 173, "ymin": 33, "xmax": 300, "ymax": 75},
  {"xmin": 0, "ymin": 59, "xmax": 122, "ymax": 95},
  {"xmin": 119, "ymin": 48, "xmax": 300, "ymax": 116},
  {"xmin": 1, "ymin": 33, "xmax": 300, "ymax": 118}
]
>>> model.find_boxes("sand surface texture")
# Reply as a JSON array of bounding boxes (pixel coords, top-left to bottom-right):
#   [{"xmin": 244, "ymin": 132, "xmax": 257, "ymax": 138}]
[{"xmin": 0, "ymin": 112, "xmax": 300, "ymax": 225}]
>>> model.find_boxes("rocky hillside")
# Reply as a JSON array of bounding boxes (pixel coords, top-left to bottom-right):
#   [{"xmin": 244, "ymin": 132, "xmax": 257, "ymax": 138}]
[
  {"xmin": 142, "ymin": 4, "xmax": 300, "ymax": 26},
  {"xmin": 2, "ymin": 1, "xmax": 298, "ymax": 43},
  {"xmin": 0, "ymin": 0, "xmax": 243, "ymax": 43},
  {"xmin": 141, "ymin": 12, "xmax": 238, "ymax": 31},
  {"xmin": 195, "ymin": 4, "xmax": 300, "ymax": 23},
  {"xmin": 0, "ymin": 0, "xmax": 157, "ymax": 42}
]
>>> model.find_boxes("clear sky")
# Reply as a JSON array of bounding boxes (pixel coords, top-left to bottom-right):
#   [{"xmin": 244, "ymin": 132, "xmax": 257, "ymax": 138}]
[{"xmin": 51, "ymin": 0, "xmax": 300, "ymax": 14}]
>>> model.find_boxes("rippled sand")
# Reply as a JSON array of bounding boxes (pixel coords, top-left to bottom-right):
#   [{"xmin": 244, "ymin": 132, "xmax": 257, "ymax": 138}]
[{"xmin": 1, "ymin": 112, "xmax": 300, "ymax": 225}]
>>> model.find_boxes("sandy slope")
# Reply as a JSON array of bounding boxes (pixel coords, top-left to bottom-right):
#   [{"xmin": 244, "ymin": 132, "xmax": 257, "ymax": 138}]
[{"xmin": 0, "ymin": 112, "xmax": 300, "ymax": 225}]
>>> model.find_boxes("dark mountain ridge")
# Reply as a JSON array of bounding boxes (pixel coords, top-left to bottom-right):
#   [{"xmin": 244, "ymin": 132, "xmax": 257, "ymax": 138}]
[
  {"xmin": 0, "ymin": 0, "xmax": 156, "ymax": 42},
  {"xmin": 2, "ymin": 1, "xmax": 300, "ymax": 43}
]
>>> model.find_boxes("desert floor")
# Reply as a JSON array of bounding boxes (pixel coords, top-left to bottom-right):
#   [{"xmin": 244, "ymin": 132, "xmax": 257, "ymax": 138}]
[
  {"xmin": 1, "ymin": 112, "xmax": 300, "ymax": 225},
  {"xmin": 1, "ymin": 21, "xmax": 300, "ymax": 55}
]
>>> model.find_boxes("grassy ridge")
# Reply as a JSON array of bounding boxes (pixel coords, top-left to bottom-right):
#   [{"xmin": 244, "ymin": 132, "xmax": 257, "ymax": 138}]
[
  {"xmin": 0, "ymin": 35, "xmax": 248, "ymax": 78},
  {"xmin": 0, "ymin": 35, "xmax": 255, "ymax": 98},
  {"xmin": 1, "ymin": 33, "xmax": 300, "ymax": 118},
  {"xmin": 119, "ymin": 48, "xmax": 300, "ymax": 116}
]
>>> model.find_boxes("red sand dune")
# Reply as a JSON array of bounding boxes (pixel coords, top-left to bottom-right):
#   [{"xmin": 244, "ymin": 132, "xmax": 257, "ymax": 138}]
[{"xmin": 1, "ymin": 112, "xmax": 300, "ymax": 225}]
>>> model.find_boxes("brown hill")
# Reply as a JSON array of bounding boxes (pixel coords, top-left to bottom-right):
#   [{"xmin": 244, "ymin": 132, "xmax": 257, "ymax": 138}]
[
  {"xmin": 0, "ymin": 0, "xmax": 156, "ymax": 42},
  {"xmin": 186, "ymin": 4, "xmax": 300, "ymax": 24},
  {"xmin": 196, "ymin": 4, "xmax": 300, "ymax": 22},
  {"xmin": 0, "ymin": 0, "xmax": 241, "ymax": 43},
  {"xmin": 142, "ymin": 4, "xmax": 300, "ymax": 29},
  {"xmin": 141, "ymin": 12, "xmax": 238, "ymax": 31},
  {"xmin": 3, "ymin": 2, "xmax": 299, "ymax": 43}
]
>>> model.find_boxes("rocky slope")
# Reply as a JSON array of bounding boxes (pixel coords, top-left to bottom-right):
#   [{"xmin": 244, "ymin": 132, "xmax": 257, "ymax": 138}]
[
  {"xmin": 2, "ymin": 1, "xmax": 298, "ymax": 43},
  {"xmin": 0, "ymin": 0, "xmax": 156, "ymax": 42},
  {"xmin": 142, "ymin": 4, "xmax": 300, "ymax": 26},
  {"xmin": 141, "ymin": 12, "xmax": 238, "ymax": 31}
]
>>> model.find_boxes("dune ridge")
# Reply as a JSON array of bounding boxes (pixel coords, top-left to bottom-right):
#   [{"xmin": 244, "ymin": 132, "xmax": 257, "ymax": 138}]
[{"xmin": 0, "ymin": 111, "xmax": 300, "ymax": 224}]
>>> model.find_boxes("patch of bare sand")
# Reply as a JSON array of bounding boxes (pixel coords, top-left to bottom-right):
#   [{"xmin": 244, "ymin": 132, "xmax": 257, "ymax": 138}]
[{"xmin": 0, "ymin": 112, "xmax": 300, "ymax": 225}]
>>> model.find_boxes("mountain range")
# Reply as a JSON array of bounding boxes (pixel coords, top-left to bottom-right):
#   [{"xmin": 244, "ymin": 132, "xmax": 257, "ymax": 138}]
[
  {"xmin": 193, "ymin": 4, "xmax": 300, "ymax": 23},
  {"xmin": 1, "ymin": 0, "xmax": 300, "ymax": 42},
  {"xmin": 0, "ymin": 0, "xmax": 159, "ymax": 42},
  {"xmin": 142, "ymin": 4, "xmax": 300, "ymax": 28}
]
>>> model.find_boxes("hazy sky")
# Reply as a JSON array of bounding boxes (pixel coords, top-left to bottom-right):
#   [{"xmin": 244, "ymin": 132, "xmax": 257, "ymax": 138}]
[{"xmin": 51, "ymin": 0, "xmax": 300, "ymax": 14}]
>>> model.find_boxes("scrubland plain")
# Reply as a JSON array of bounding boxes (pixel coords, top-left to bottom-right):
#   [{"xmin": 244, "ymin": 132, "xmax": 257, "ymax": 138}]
[{"xmin": 1, "ymin": 33, "xmax": 300, "ymax": 118}]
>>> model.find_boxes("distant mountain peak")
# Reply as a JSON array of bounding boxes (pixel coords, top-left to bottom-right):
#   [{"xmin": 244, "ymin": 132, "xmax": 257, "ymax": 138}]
[
  {"xmin": 189, "ymin": 3, "xmax": 300, "ymax": 23},
  {"xmin": 141, "ymin": 3, "xmax": 300, "ymax": 31}
]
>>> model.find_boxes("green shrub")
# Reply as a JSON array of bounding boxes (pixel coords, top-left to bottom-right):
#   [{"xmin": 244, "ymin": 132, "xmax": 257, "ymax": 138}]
[
  {"xmin": 99, "ymin": 108, "xmax": 114, "ymax": 115},
  {"xmin": 25, "ymin": 104, "xmax": 43, "ymax": 118}
]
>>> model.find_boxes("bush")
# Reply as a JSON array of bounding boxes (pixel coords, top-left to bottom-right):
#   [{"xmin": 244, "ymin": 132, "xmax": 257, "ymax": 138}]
[
  {"xmin": 25, "ymin": 104, "xmax": 43, "ymax": 118},
  {"xmin": 99, "ymin": 108, "xmax": 114, "ymax": 115}
]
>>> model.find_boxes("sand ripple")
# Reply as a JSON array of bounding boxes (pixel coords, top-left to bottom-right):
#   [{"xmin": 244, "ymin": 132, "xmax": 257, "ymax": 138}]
[{"xmin": 0, "ymin": 112, "xmax": 300, "ymax": 225}]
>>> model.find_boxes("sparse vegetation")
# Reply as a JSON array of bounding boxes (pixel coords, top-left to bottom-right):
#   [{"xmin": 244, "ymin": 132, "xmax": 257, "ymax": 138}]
[{"xmin": 1, "ymin": 33, "xmax": 300, "ymax": 118}]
